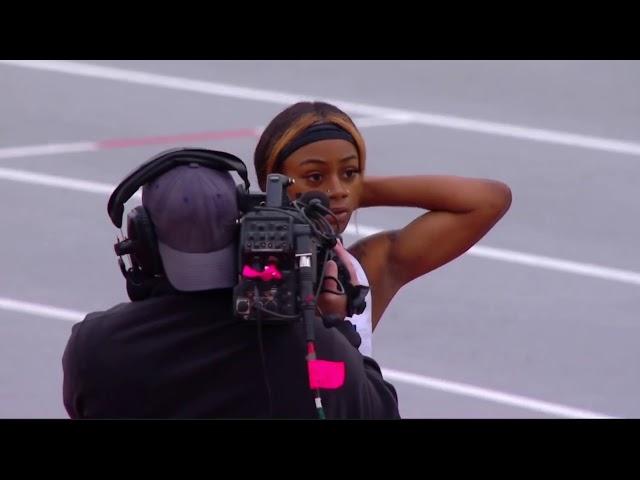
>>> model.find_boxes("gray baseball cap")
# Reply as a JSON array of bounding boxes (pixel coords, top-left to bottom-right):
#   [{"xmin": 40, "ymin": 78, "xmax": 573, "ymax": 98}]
[{"xmin": 142, "ymin": 163, "xmax": 239, "ymax": 291}]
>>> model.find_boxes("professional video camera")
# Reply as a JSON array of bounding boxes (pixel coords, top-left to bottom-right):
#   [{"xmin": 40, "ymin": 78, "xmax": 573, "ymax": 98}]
[
  {"xmin": 234, "ymin": 173, "xmax": 370, "ymax": 419},
  {"xmin": 233, "ymin": 173, "xmax": 369, "ymax": 325}
]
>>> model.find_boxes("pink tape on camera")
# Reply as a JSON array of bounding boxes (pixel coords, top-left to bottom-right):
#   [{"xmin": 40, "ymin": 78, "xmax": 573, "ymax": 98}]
[{"xmin": 308, "ymin": 360, "xmax": 345, "ymax": 389}]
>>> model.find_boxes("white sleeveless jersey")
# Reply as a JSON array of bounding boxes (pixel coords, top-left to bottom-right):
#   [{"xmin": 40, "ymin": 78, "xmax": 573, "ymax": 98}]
[{"xmin": 344, "ymin": 250, "xmax": 373, "ymax": 356}]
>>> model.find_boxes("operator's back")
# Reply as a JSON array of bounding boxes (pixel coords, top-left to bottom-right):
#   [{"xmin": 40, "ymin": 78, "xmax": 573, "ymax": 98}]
[{"xmin": 62, "ymin": 285, "xmax": 400, "ymax": 419}]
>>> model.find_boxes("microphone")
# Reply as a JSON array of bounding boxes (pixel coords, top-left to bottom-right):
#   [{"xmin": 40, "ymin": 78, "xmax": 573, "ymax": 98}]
[{"xmin": 298, "ymin": 191, "xmax": 330, "ymax": 210}]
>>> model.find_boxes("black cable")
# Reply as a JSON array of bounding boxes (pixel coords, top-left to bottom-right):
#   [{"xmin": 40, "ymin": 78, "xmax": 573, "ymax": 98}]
[
  {"xmin": 314, "ymin": 248, "xmax": 333, "ymax": 300},
  {"xmin": 290, "ymin": 202, "xmax": 339, "ymax": 245},
  {"xmin": 254, "ymin": 304, "xmax": 299, "ymax": 320},
  {"xmin": 254, "ymin": 303, "xmax": 274, "ymax": 418},
  {"xmin": 250, "ymin": 201, "xmax": 339, "ymax": 248}
]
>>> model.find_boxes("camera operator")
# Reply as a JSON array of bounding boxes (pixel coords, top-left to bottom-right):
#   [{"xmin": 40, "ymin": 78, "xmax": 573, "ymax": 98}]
[{"xmin": 62, "ymin": 155, "xmax": 400, "ymax": 419}]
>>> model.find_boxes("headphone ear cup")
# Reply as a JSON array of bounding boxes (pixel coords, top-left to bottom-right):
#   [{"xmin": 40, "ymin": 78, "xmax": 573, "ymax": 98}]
[
  {"xmin": 126, "ymin": 276, "xmax": 155, "ymax": 302},
  {"xmin": 126, "ymin": 206, "xmax": 163, "ymax": 277}
]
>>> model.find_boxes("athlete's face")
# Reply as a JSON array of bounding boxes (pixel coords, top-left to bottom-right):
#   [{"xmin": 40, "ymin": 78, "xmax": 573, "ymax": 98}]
[{"xmin": 281, "ymin": 139, "xmax": 363, "ymax": 233}]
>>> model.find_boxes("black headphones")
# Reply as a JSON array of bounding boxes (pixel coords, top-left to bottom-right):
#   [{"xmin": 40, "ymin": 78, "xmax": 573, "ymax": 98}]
[{"xmin": 107, "ymin": 147, "xmax": 252, "ymax": 301}]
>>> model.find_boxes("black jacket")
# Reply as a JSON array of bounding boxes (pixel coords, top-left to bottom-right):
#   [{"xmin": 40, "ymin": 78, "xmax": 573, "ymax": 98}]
[{"xmin": 62, "ymin": 285, "xmax": 400, "ymax": 419}]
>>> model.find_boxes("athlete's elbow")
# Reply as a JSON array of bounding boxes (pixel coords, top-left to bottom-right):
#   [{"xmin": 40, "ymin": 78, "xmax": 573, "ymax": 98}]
[{"xmin": 484, "ymin": 180, "xmax": 512, "ymax": 217}]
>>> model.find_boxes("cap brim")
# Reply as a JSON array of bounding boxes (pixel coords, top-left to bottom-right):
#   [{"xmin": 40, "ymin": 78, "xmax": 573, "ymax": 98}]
[{"xmin": 158, "ymin": 241, "xmax": 237, "ymax": 291}]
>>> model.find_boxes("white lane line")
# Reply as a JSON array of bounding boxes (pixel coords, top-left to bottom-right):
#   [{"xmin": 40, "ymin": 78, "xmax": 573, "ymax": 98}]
[
  {"xmin": 351, "ymin": 116, "xmax": 415, "ymax": 128},
  {"xmin": 0, "ymin": 167, "xmax": 143, "ymax": 200},
  {"xmin": 0, "ymin": 295, "xmax": 616, "ymax": 418},
  {"xmin": 0, "ymin": 142, "xmax": 98, "ymax": 159},
  {"xmin": 381, "ymin": 368, "xmax": 616, "ymax": 419},
  {"xmin": 343, "ymin": 225, "xmax": 640, "ymax": 286},
  {"xmin": 470, "ymin": 245, "xmax": 640, "ymax": 286},
  {"xmin": 2, "ymin": 60, "xmax": 640, "ymax": 156},
  {"xmin": 0, "ymin": 167, "xmax": 637, "ymax": 287},
  {"xmin": 0, "ymin": 297, "xmax": 84, "ymax": 323}
]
